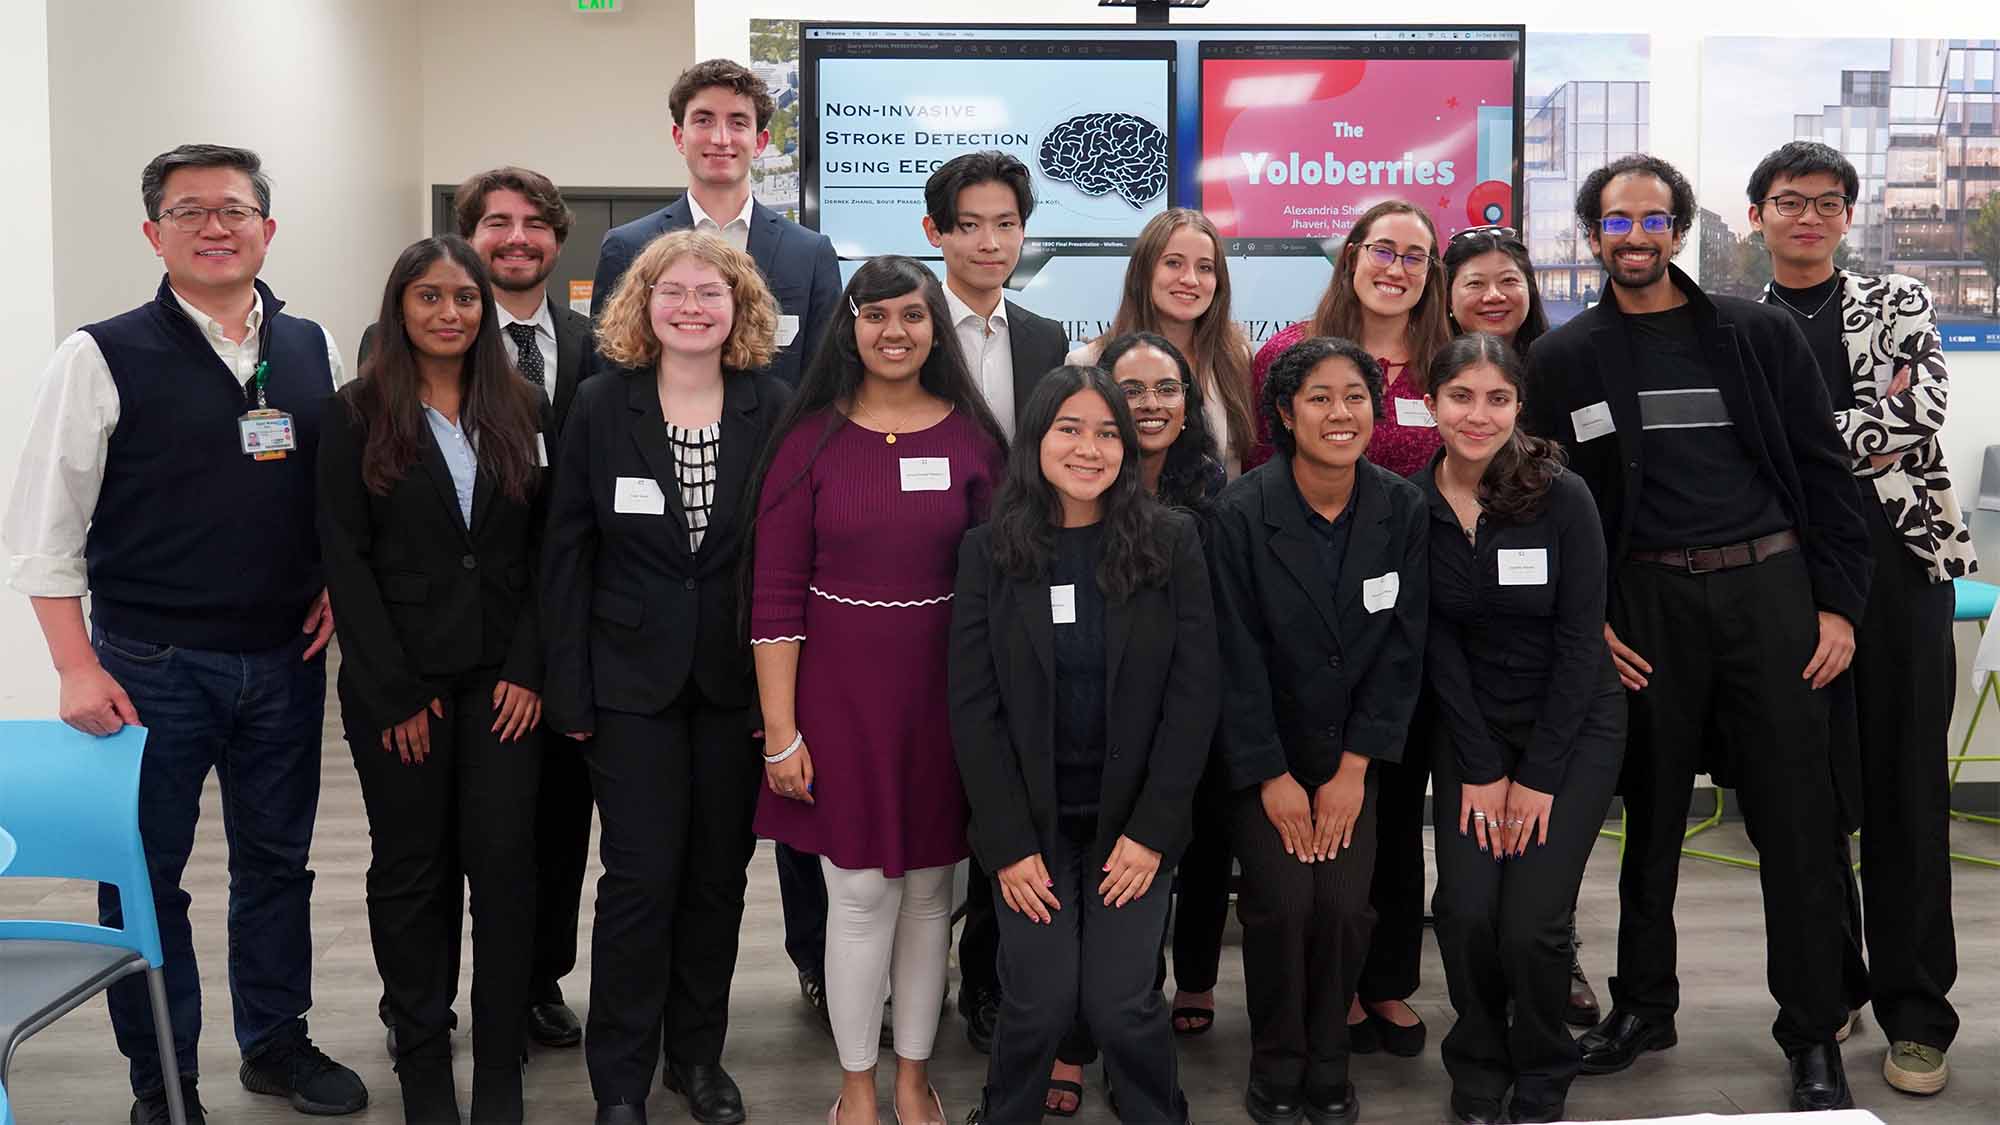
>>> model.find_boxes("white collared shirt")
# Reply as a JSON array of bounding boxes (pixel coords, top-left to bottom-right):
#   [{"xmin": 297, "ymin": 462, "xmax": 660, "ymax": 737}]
[
  {"xmin": 497, "ymin": 297, "xmax": 560, "ymax": 399},
  {"xmin": 4, "ymin": 289, "xmax": 346, "ymax": 597},
  {"xmin": 944, "ymin": 284, "xmax": 1016, "ymax": 442},
  {"xmin": 686, "ymin": 190, "xmax": 756, "ymax": 254}
]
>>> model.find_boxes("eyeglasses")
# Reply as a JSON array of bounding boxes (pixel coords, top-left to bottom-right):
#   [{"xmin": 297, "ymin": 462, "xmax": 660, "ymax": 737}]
[
  {"xmin": 1598, "ymin": 213, "xmax": 1674, "ymax": 236},
  {"xmin": 1450, "ymin": 224, "xmax": 1521, "ymax": 244},
  {"xmin": 1359, "ymin": 242, "xmax": 1434, "ymax": 274},
  {"xmin": 156, "ymin": 204, "xmax": 264, "ymax": 233},
  {"xmin": 650, "ymin": 283, "xmax": 733, "ymax": 309},
  {"xmin": 1762, "ymin": 192, "xmax": 1852, "ymax": 218},
  {"xmin": 1119, "ymin": 379, "xmax": 1186, "ymax": 405}
]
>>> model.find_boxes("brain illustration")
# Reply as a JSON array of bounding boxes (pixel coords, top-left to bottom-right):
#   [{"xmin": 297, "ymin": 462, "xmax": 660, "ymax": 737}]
[{"xmin": 1037, "ymin": 112, "xmax": 1169, "ymax": 208}]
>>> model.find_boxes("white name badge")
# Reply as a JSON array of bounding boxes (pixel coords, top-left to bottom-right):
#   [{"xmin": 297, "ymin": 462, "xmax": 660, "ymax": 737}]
[
  {"xmin": 1570, "ymin": 400, "xmax": 1616, "ymax": 443},
  {"xmin": 535, "ymin": 433, "xmax": 550, "ymax": 468},
  {"xmin": 1050, "ymin": 584, "xmax": 1077, "ymax": 625},
  {"xmin": 776, "ymin": 314, "xmax": 801, "ymax": 347},
  {"xmin": 899, "ymin": 456, "xmax": 951, "ymax": 492},
  {"xmin": 1497, "ymin": 548, "xmax": 1550, "ymax": 586},
  {"xmin": 238, "ymin": 409, "xmax": 296, "ymax": 460},
  {"xmin": 1393, "ymin": 398, "xmax": 1436, "ymax": 428},
  {"xmin": 613, "ymin": 476, "xmax": 666, "ymax": 515},
  {"xmin": 1362, "ymin": 571, "xmax": 1400, "ymax": 614}
]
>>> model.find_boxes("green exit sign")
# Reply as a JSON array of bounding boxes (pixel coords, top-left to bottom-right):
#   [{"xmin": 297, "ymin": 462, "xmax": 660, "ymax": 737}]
[{"xmin": 575, "ymin": 0, "xmax": 622, "ymax": 11}]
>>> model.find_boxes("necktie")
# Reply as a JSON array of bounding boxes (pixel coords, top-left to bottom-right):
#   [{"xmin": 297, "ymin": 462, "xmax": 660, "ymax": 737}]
[{"xmin": 505, "ymin": 322, "xmax": 545, "ymax": 386}]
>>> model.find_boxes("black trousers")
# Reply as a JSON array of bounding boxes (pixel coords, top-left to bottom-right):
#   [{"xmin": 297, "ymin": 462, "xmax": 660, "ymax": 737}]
[
  {"xmin": 959, "ymin": 855, "xmax": 1000, "ymax": 1001},
  {"xmin": 582, "ymin": 682, "xmax": 761, "ymax": 1101},
  {"xmin": 981, "ymin": 822, "xmax": 1182, "ymax": 1124},
  {"xmin": 345, "ymin": 668, "xmax": 539, "ymax": 1068},
  {"xmin": 1358, "ymin": 708, "xmax": 1430, "ymax": 1004},
  {"xmin": 531, "ymin": 728, "xmax": 595, "ymax": 1004},
  {"xmin": 1230, "ymin": 776, "xmax": 1378, "ymax": 1093},
  {"xmin": 1606, "ymin": 551, "xmax": 1850, "ymax": 1053},
  {"xmin": 1432, "ymin": 700, "xmax": 1623, "ymax": 1110},
  {"xmin": 777, "ymin": 842, "xmax": 829, "ymax": 976},
  {"xmin": 1837, "ymin": 485, "xmax": 1960, "ymax": 1048}
]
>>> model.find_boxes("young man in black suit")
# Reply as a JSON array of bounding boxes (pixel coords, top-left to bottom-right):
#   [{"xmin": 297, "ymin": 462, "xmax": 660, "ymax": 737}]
[
  {"xmin": 1524, "ymin": 154, "xmax": 1873, "ymax": 1111},
  {"xmin": 919, "ymin": 150, "xmax": 1073, "ymax": 1052}
]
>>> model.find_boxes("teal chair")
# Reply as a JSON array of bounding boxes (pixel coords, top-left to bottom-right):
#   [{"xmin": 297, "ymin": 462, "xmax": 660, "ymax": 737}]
[
  {"xmin": 0, "ymin": 722, "xmax": 187, "ymax": 1125},
  {"xmin": 1948, "ymin": 578, "xmax": 2000, "ymax": 867}
]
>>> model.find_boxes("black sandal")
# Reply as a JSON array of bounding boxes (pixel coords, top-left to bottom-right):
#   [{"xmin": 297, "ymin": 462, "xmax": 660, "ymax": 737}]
[
  {"xmin": 1044, "ymin": 1079, "xmax": 1084, "ymax": 1118},
  {"xmin": 1171, "ymin": 1006, "xmax": 1216, "ymax": 1037}
]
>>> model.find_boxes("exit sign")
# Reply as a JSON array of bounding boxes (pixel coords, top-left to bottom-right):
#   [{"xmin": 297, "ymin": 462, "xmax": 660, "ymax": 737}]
[{"xmin": 575, "ymin": 0, "xmax": 621, "ymax": 11}]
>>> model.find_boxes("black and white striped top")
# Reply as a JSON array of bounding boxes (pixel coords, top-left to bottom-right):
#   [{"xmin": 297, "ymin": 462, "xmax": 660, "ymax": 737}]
[{"xmin": 666, "ymin": 421, "xmax": 720, "ymax": 553}]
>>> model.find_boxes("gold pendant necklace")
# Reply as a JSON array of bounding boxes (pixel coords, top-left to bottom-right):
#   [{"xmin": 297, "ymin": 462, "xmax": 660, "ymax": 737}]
[{"xmin": 852, "ymin": 399, "xmax": 903, "ymax": 444}]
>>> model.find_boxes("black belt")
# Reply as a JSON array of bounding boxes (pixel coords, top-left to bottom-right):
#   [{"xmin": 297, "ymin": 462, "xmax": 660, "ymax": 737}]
[{"xmin": 1628, "ymin": 529, "xmax": 1800, "ymax": 574}]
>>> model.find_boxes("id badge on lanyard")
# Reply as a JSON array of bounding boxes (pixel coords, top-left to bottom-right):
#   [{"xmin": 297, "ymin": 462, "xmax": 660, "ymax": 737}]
[{"xmin": 238, "ymin": 360, "xmax": 297, "ymax": 461}]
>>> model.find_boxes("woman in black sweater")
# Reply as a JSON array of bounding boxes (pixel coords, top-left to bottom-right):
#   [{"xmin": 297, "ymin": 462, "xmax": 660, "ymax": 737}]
[{"xmin": 1416, "ymin": 333, "xmax": 1625, "ymax": 1124}]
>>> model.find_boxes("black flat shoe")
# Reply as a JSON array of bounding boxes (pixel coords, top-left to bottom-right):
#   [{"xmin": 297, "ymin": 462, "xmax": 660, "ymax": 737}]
[
  {"xmin": 526, "ymin": 1000, "xmax": 582, "ymax": 1048},
  {"xmin": 1366, "ymin": 1005, "xmax": 1427, "ymax": 1057},
  {"xmin": 1345, "ymin": 1014, "xmax": 1381, "ymax": 1055},
  {"xmin": 666, "ymin": 1060, "xmax": 747, "ymax": 1124},
  {"xmin": 594, "ymin": 1100, "xmax": 647, "ymax": 1125},
  {"xmin": 800, "ymin": 967, "xmax": 833, "ymax": 1034},
  {"xmin": 1448, "ymin": 1091, "xmax": 1501, "ymax": 1125},
  {"xmin": 1788, "ymin": 1043, "xmax": 1854, "ymax": 1112},
  {"xmin": 959, "ymin": 986, "xmax": 999, "ymax": 1054},
  {"xmin": 1304, "ymin": 1081, "xmax": 1359, "ymax": 1125},
  {"xmin": 1578, "ymin": 1009, "xmax": 1678, "ymax": 1075},
  {"xmin": 1506, "ymin": 1098, "xmax": 1567, "ymax": 1123},
  {"xmin": 1244, "ymin": 1079, "xmax": 1305, "ymax": 1125},
  {"xmin": 130, "ymin": 1077, "xmax": 206, "ymax": 1125}
]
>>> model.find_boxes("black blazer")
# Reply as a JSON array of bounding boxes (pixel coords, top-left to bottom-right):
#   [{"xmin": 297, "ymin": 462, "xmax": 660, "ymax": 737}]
[
  {"xmin": 1523, "ymin": 265, "xmax": 1870, "ymax": 624},
  {"xmin": 357, "ymin": 297, "xmax": 599, "ymax": 435},
  {"xmin": 1005, "ymin": 299, "xmax": 1072, "ymax": 430},
  {"xmin": 948, "ymin": 511, "xmax": 1219, "ymax": 873},
  {"xmin": 541, "ymin": 366, "xmax": 793, "ymax": 733},
  {"xmin": 1208, "ymin": 454, "xmax": 1429, "ymax": 792},
  {"xmin": 316, "ymin": 386, "xmax": 551, "ymax": 731},
  {"xmin": 590, "ymin": 196, "xmax": 841, "ymax": 387}
]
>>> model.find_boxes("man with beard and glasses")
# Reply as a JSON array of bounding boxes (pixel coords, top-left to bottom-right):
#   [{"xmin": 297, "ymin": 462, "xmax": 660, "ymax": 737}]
[
  {"xmin": 359, "ymin": 166, "xmax": 600, "ymax": 1057},
  {"xmin": 1523, "ymin": 154, "xmax": 1872, "ymax": 1112}
]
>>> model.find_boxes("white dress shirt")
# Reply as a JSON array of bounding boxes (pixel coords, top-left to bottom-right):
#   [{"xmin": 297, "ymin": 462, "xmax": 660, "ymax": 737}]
[
  {"xmin": 498, "ymin": 297, "xmax": 560, "ymax": 400},
  {"xmin": 945, "ymin": 284, "xmax": 1016, "ymax": 442},
  {"xmin": 5, "ymin": 288, "xmax": 346, "ymax": 597},
  {"xmin": 687, "ymin": 190, "xmax": 756, "ymax": 254}
]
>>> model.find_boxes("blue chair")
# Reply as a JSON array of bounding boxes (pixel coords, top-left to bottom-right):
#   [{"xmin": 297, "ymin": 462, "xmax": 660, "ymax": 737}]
[{"xmin": 0, "ymin": 722, "xmax": 186, "ymax": 1125}]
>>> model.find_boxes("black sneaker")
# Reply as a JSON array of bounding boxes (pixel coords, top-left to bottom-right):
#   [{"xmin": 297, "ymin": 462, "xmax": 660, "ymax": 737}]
[
  {"xmin": 240, "ymin": 1024, "xmax": 369, "ymax": 1115},
  {"xmin": 131, "ymin": 1077, "xmax": 206, "ymax": 1125}
]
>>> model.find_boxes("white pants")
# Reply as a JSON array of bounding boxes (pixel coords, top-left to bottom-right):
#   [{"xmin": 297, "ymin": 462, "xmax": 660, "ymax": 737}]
[{"xmin": 820, "ymin": 858, "xmax": 955, "ymax": 1072}]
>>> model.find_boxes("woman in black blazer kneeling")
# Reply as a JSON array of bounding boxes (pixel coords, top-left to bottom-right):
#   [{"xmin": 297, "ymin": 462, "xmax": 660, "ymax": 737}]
[
  {"xmin": 950, "ymin": 366, "xmax": 1218, "ymax": 1124},
  {"xmin": 541, "ymin": 230, "xmax": 790, "ymax": 1125},
  {"xmin": 318, "ymin": 235, "xmax": 551, "ymax": 1123},
  {"xmin": 1208, "ymin": 336, "xmax": 1428, "ymax": 1125}
]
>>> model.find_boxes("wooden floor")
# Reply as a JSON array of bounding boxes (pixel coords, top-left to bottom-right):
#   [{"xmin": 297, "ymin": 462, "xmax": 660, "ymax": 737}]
[{"xmin": 4, "ymin": 679, "xmax": 1997, "ymax": 1123}]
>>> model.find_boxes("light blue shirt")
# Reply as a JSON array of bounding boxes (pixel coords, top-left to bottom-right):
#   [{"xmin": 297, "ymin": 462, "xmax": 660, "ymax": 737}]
[{"xmin": 422, "ymin": 405, "xmax": 477, "ymax": 527}]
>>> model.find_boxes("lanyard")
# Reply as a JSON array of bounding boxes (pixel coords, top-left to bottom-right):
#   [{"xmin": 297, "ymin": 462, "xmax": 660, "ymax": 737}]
[{"xmin": 251, "ymin": 360, "xmax": 271, "ymax": 409}]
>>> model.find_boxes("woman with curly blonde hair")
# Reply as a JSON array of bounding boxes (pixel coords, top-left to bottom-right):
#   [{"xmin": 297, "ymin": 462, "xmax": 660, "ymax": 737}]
[{"xmin": 542, "ymin": 228, "xmax": 794, "ymax": 1123}]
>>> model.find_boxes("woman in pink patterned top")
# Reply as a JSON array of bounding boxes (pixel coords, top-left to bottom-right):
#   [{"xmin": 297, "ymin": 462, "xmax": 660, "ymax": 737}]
[
  {"xmin": 746, "ymin": 256, "xmax": 1007, "ymax": 1125},
  {"xmin": 1244, "ymin": 200, "xmax": 1454, "ymax": 1061}
]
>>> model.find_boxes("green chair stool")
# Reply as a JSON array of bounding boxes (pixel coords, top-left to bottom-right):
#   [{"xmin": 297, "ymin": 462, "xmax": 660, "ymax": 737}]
[{"xmin": 1948, "ymin": 578, "xmax": 1999, "ymax": 868}]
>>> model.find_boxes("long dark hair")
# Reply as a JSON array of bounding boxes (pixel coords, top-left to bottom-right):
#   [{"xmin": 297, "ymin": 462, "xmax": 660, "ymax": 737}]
[
  {"xmin": 1309, "ymin": 200, "xmax": 1452, "ymax": 382},
  {"xmin": 1098, "ymin": 332, "xmax": 1222, "ymax": 511},
  {"xmin": 989, "ymin": 366, "xmax": 1170, "ymax": 602},
  {"xmin": 1427, "ymin": 333, "xmax": 1565, "ymax": 522},
  {"xmin": 1443, "ymin": 226, "xmax": 1550, "ymax": 358},
  {"xmin": 346, "ymin": 235, "xmax": 540, "ymax": 501}
]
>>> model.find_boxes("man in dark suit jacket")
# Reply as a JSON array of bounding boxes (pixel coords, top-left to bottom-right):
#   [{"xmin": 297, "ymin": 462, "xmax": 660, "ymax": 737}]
[
  {"xmin": 589, "ymin": 59, "xmax": 839, "ymax": 389},
  {"xmin": 1523, "ymin": 155, "xmax": 1870, "ymax": 1112}
]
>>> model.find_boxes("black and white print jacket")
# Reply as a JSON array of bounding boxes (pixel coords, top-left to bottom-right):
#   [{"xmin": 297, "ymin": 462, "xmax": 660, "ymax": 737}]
[{"xmin": 1764, "ymin": 270, "xmax": 1978, "ymax": 583}]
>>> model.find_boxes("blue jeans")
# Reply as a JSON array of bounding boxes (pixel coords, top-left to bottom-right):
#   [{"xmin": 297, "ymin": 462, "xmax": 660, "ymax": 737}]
[{"xmin": 92, "ymin": 624, "xmax": 326, "ymax": 1096}]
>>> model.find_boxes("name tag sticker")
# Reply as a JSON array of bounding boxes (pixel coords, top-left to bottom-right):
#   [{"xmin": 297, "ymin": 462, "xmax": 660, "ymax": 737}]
[
  {"xmin": 1362, "ymin": 571, "xmax": 1400, "ymax": 614},
  {"xmin": 1571, "ymin": 400, "xmax": 1616, "ymax": 443},
  {"xmin": 1393, "ymin": 398, "xmax": 1436, "ymax": 428},
  {"xmin": 613, "ymin": 476, "xmax": 666, "ymax": 515},
  {"xmin": 238, "ymin": 409, "xmax": 296, "ymax": 460},
  {"xmin": 1050, "ymin": 584, "xmax": 1077, "ymax": 625},
  {"xmin": 1497, "ymin": 548, "xmax": 1550, "ymax": 586},
  {"xmin": 899, "ymin": 457, "xmax": 951, "ymax": 492},
  {"xmin": 535, "ymin": 433, "xmax": 550, "ymax": 468},
  {"xmin": 776, "ymin": 314, "xmax": 800, "ymax": 347}
]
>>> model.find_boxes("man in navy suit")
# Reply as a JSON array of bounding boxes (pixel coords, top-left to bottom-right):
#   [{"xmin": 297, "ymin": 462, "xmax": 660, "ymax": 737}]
[{"xmin": 589, "ymin": 58, "xmax": 840, "ymax": 388}]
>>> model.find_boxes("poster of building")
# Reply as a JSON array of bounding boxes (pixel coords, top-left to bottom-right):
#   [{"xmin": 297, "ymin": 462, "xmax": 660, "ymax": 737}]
[
  {"xmin": 749, "ymin": 18, "xmax": 803, "ymax": 220},
  {"xmin": 1700, "ymin": 37, "xmax": 2000, "ymax": 349},
  {"xmin": 1523, "ymin": 33, "xmax": 1651, "ymax": 325}
]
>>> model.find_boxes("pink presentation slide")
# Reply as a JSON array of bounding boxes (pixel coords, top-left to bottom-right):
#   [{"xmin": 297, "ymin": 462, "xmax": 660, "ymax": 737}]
[{"xmin": 1201, "ymin": 57, "xmax": 1517, "ymax": 242}]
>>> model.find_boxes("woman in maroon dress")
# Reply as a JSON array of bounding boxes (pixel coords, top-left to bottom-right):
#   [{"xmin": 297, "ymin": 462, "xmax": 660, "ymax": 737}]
[{"xmin": 746, "ymin": 255, "xmax": 1007, "ymax": 1125}]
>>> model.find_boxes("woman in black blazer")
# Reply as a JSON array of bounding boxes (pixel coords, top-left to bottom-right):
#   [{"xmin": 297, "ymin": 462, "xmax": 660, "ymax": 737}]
[
  {"xmin": 541, "ymin": 230, "xmax": 790, "ymax": 1125},
  {"xmin": 1208, "ymin": 335, "xmax": 1428, "ymax": 1125},
  {"xmin": 950, "ymin": 366, "xmax": 1218, "ymax": 1125},
  {"xmin": 1417, "ymin": 333, "xmax": 1624, "ymax": 1125},
  {"xmin": 318, "ymin": 235, "xmax": 549, "ymax": 1124}
]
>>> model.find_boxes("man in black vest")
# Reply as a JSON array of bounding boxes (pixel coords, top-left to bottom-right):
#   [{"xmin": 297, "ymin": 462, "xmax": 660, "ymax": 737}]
[
  {"xmin": 3, "ymin": 144, "xmax": 366, "ymax": 1123},
  {"xmin": 1524, "ymin": 154, "xmax": 1872, "ymax": 1112}
]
